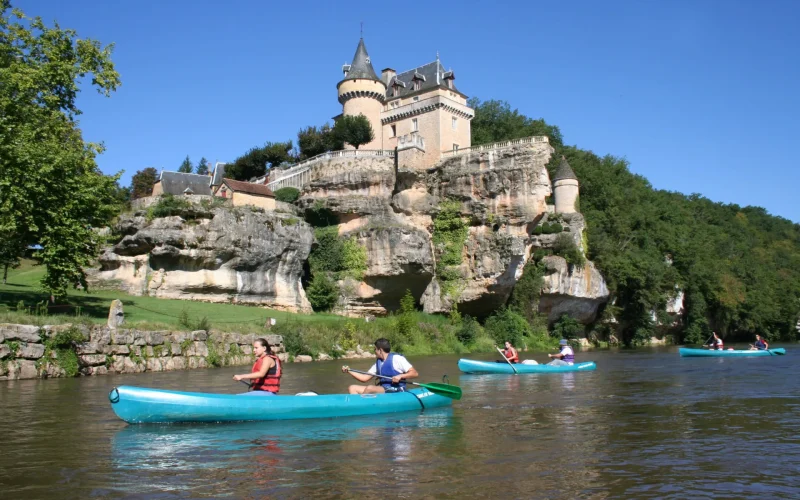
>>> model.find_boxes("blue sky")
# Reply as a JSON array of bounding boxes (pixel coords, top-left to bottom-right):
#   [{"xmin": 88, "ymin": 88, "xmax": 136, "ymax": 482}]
[{"xmin": 14, "ymin": 0, "xmax": 800, "ymax": 222}]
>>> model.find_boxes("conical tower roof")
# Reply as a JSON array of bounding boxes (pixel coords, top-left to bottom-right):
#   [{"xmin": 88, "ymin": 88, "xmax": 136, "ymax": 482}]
[
  {"xmin": 553, "ymin": 156, "xmax": 578, "ymax": 182},
  {"xmin": 341, "ymin": 38, "xmax": 381, "ymax": 82}
]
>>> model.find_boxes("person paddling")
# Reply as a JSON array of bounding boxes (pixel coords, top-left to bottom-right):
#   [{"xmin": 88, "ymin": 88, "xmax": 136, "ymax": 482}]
[
  {"xmin": 233, "ymin": 338, "xmax": 281, "ymax": 395},
  {"xmin": 496, "ymin": 341, "xmax": 519, "ymax": 364},
  {"xmin": 749, "ymin": 334, "xmax": 769, "ymax": 351},
  {"xmin": 548, "ymin": 339, "xmax": 574, "ymax": 366},
  {"xmin": 706, "ymin": 332, "xmax": 724, "ymax": 350},
  {"xmin": 341, "ymin": 338, "xmax": 418, "ymax": 394}
]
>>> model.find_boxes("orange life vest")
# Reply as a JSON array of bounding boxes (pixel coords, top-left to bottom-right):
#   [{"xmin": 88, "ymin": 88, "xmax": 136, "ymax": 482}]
[
  {"xmin": 504, "ymin": 347, "xmax": 519, "ymax": 363},
  {"xmin": 251, "ymin": 354, "xmax": 281, "ymax": 393}
]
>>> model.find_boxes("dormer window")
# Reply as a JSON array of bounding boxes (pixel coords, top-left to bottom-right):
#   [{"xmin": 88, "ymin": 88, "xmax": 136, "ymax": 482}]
[{"xmin": 413, "ymin": 80, "xmax": 421, "ymax": 91}]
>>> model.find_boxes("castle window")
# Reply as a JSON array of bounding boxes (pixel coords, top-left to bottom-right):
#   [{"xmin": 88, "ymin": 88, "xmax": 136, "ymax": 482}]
[
  {"xmin": 391, "ymin": 124, "xmax": 396, "ymax": 137},
  {"xmin": 413, "ymin": 80, "xmax": 421, "ymax": 91},
  {"xmin": 412, "ymin": 118, "xmax": 418, "ymax": 132},
  {"xmin": 453, "ymin": 144, "xmax": 459, "ymax": 152},
  {"xmin": 452, "ymin": 117, "xmax": 457, "ymax": 130},
  {"xmin": 446, "ymin": 79, "xmax": 453, "ymax": 89},
  {"xmin": 413, "ymin": 96, "xmax": 419, "ymax": 102}
]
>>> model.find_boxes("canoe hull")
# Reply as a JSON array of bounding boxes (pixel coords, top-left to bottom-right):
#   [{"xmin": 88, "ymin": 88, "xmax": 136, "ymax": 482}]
[
  {"xmin": 679, "ymin": 348, "xmax": 786, "ymax": 357},
  {"xmin": 109, "ymin": 385, "xmax": 452, "ymax": 424},
  {"xmin": 458, "ymin": 359, "xmax": 596, "ymax": 374}
]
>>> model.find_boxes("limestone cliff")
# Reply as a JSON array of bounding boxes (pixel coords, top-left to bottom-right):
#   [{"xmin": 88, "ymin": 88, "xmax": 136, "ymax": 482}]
[{"xmin": 90, "ymin": 201, "xmax": 314, "ymax": 312}]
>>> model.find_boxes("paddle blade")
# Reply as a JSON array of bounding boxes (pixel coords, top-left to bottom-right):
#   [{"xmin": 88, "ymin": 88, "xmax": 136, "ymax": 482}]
[{"xmin": 420, "ymin": 382, "xmax": 462, "ymax": 400}]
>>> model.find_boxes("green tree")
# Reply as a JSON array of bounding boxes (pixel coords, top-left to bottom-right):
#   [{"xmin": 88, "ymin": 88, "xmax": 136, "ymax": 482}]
[
  {"xmin": 196, "ymin": 157, "xmax": 209, "ymax": 175},
  {"xmin": 274, "ymin": 187, "xmax": 300, "ymax": 203},
  {"xmin": 178, "ymin": 155, "xmax": 193, "ymax": 173},
  {"xmin": 468, "ymin": 98, "xmax": 563, "ymax": 147},
  {"xmin": 226, "ymin": 141, "xmax": 294, "ymax": 181},
  {"xmin": 0, "ymin": 232, "xmax": 26, "ymax": 284},
  {"xmin": 0, "ymin": 4, "xmax": 122, "ymax": 297},
  {"xmin": 484, "ymin": 308, "xmax": 532, "ymax": 347},
  {"xmin": 551, "ymin": 314, "xmax": 584, "ymax": 340},
  {"xmin": 131, "ymin": 167, "xmax": 158, "ymax": 199},
  {"xmin": 297, "ymin": 123, "xmax": 343, "ymax": 159},
  {"xmin": 333, "ymin": 114, "xmax": 374, "ymax": 150}
]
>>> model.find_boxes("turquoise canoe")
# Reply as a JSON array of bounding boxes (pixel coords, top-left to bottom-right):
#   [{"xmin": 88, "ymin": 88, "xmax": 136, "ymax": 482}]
[
  {"xmin": 109, "ymin": 385, "xmax": 452, "ymax": 424},
  {"xmin": 458, "ymin": 359, "xmax": 596, "ymax": 374},
  {"xmin": 679, "ymin": 347, "xmax": 786, "ymax": 357}
]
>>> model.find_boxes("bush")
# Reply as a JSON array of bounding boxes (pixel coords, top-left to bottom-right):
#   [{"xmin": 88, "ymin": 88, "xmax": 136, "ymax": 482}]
[
  {"xmin": 306, "ymin": 273, "xmax": 339, "ymax": 311},
  {"xmin": 552, "ymin": 233, "xmax": 585, "ymax": 267},
  {"xmin": 457, "ymin": 315, "xmax": 481, "ymax": 345},
  {"xmin": 551, "ymin": 314, "xmax": 583, "ymax": 340},
  {"xmin": 274, "ymin": 187, "xmax": 300, "ymax": 203},
  {"xmin": 484, "ymin": 308, "xmax": 532, "ymax": 347},
  {"xmin": 146, "ymin": 194, "xmax": 191, "ymax": 221}
]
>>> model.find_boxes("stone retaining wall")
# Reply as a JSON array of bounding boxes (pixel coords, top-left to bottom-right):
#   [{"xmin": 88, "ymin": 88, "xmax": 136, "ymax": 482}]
[{"xmin": 0, "ymin": 323, "xmax": 285, "ymax": 381}]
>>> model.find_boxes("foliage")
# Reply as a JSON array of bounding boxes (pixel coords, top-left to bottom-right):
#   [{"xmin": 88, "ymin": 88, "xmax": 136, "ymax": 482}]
[
  {"xmin": 42, "ymin": 325, "xmax": 86, "ymax": 377},
  {"xmin": 456, "ymin": 315, "xmax": 481, "ymax": 345},
  {"xmin": 552, "ymin": 233, "xmax": 586, "ymax": 268},
  {"xmin": 508, "ymin": 261, "xmax": 545, "ymax": 324},
  {"xmin": 297, "ymin": 123, "xmax": 343, "ymax": 159},
  {"xmin": 305, "ymin": 272, "xmax": 339, "ymax": 312},
  {"xmin": 131, "ymin": 167, "xmax": 158, "ymax": 199},
  {"xmin": 178, "ymin": 155, "xmax": 193, "ymax": 173},
  {"xmin": 205, "ymin": 340, "xmax": 222, "ymax": 367},
  {"xmin": 332, "ymin": 114, "xmax": 374, "ymax": 150},
  {"xmin": 432, "ymin": 200, "xmax": 469, "ymax": 297},
  {"xmin": 304, "ymin": 201, "xmax": 337, "ymax": 228},
  {"xmin": 484, "ymin": 308, "xmax": 532, "ymax": 347},
  {"xmin": 274, "ymin": 187, "xmax": 300, "ymax": 204},
  {"xmin": 551, "ymin": 314, "xmax": 584, "ymax": 340},
  {"xmin": 226, "ymin": 141, "xmax": 294, "ymax": 181},
  {"xmin": 146, "ymin": 194, "xmax": 191, "ymax": 221},
  {"xmin": 468, "ymin": 98, "xmax": 563, "ymax": 148},
  {"xmin": 0, "ymin": 5, "xmax": 122, "ymax": 298},
  {"xmin": 532, "ymin": 222, "xmax": 564, "ymax": 235},
  {"xmin": 195, "ymin": 157, "xmax": 209, "ymax": 175}
]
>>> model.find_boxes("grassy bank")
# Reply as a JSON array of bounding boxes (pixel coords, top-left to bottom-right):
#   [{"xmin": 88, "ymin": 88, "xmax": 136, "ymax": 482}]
[{"xmin": 0, "ymin": 261, "xmax": 561, "ymax": 358}]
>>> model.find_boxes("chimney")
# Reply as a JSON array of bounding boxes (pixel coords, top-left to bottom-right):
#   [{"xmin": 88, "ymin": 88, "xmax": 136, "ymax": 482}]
[{"xmin": 381, "ymin": 68, "xmax": 396, "ymax": 87}]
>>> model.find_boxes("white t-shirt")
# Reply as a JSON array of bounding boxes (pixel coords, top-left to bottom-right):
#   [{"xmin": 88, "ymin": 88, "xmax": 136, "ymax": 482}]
[
  {"xmin": 367, "ymin": 354, "xmax": 413, "ymax": 375},
  {"xmin": 561, "ymin": 345, "xmax": 574, "ymax": 365}
]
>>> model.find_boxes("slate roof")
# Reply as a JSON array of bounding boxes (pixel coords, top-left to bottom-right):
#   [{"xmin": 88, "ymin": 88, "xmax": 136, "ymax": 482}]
[
  {"xmin": 340, "ymin": 38, "xmax": 381, "ymax": 83},
  {"xmin": 211, "ymin": 162, "xmax": 226, "ymax": 187},
  {"xmin": 552, "ymin": 156, "xmax": 578, "ymax": 182},
  {"xmin": 387, "ymin": 59, "xmax": 463, "ymax": 100},
  {"xmin": 155, "ymin": 171, "xmax": 213, "ymax": 196},
  {"xmin": 221, "ymin": 178, "xmax": 275, "ymax": 197}
]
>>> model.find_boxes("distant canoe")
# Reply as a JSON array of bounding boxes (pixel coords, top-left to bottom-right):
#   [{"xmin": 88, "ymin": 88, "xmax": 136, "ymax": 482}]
[
  {"xmin": 458, "ymin": 359, "xmax": 596, "ymax": 374},
  {"xmin": 109, "ymin": 385, "xmax": 452, "ymax": 424},
  {"xmin": 679, "ymin": 348, "xmax": 786, "ymax": 357}
]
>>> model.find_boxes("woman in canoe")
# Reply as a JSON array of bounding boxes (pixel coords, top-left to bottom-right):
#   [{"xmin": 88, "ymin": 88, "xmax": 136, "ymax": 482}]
[
  {"xmin": 706, "ymin": 332, "xmax": 724, "ymax": 350},
  {"xmin": 548, "ymin": 339, "xmax": 574, "ymax": 366},
  {"xmin": 233, "ymin": 338, "xmax": 281, "ymax": 395},
  {"xmin": 342, "ymin": 338, "xmax": 418, "ymax": 394},
  {"xmin": 496, "ymin": 341, "xmax": 519, "ymax": 364},
  {"xmin": 749, "ymin": 334, "xmax": 769, "ymax": 350}
]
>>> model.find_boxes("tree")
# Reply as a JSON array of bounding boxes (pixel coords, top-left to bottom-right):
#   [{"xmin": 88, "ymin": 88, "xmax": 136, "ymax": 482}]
[
  {"xmin": 297, "ymin": 123, "xmax": 343, "ymax": 159},
  {"xmin": 468, "ymin": 98, "xmax": 563, "ymax": 148},
  {"xmin": 332, "ymin": 114, "xmax": 374, "ymax": 150},
  {"xmin": 0, "ymin": 233, "xmax": 26, "ymax": 284},
  {"xmin": 225, "ymin": 141, "xmax": 294, "ymax": 181},
  {"xmin": 274, "ymin": 187, "xmax": 300, "ymax": 203},
  {"xmin": 178, "ymin": 155, "xmax": 193, "ymax": 173},
  {"xmin": 196, "ymin": 157, "xmax": 209, "ymax": 175},
  {"xmin": 131, "ymin": 167, "xmax": 158, "ymax": 199},
  {"xmin": 0, "ymin": 4, "xmax": 122, "ymax": 297}
]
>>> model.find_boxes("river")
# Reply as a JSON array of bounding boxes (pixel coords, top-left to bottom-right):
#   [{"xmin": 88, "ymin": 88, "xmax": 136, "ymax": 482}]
[{"xmin": 1, "ymin": 346, "xmax": 798, "ymax": 499}]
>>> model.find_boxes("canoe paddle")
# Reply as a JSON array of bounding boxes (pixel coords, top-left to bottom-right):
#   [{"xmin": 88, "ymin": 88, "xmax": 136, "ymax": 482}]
[
  {"xmin": 496, "ymin": 346, "xmax": 518, "ymax": 374},
  {"xmin": 345, "ymin": 368, "xmax": 462, "ymax": 400}
]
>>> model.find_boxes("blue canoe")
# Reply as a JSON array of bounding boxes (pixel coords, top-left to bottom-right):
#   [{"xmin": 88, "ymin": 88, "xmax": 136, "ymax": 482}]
[
  {"xmin": 679, "ymin": 347, "xmax": 786, "ymax": 357},
  {"xmin": 109, "ymin": 385, "xmax": 452, "ymax": 424},
  {"xmin": 458, "ymin": 359, "xmax": 596, "ymax": 374}
]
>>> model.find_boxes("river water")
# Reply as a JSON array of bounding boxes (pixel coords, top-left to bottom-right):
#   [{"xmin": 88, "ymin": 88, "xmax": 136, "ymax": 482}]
[{"xmin": 1, "ymin": 346, "xmax": 798, "ymax": 499}]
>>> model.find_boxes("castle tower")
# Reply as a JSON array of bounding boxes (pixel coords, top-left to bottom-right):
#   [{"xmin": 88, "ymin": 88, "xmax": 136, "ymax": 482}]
[
  {"xmin": 553, "ymin": 156, "xmax": 579, "ymax": 214},
  {"xmin": 337, "ymin": 38, "xmax": 385, "ymax": 150}
]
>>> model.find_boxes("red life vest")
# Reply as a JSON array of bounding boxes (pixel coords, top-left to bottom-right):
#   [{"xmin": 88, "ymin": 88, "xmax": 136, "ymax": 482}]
[
  {"xmin": 714, "ymin": 339, "xmax": 724, "ymax": 350},
  {"xmin": 504, "ymin": 347, "xmax": 519, "ymax": 363},
  {"xmin": 251, "ymin": 354, "xmax": 281, "ymax": 393}
]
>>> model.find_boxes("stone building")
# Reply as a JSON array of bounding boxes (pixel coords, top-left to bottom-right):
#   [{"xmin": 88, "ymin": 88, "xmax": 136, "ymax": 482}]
[
  {"xmin": 214, "ymin": 178, "xmax": 276, "ymax": 210},
  {"xmin": 337, "ymin": 38, "xmax": 474, "ymax": 169},
  {"xmin": 553, "ymin": 156, "xmax": 579, "ymax": 214}
]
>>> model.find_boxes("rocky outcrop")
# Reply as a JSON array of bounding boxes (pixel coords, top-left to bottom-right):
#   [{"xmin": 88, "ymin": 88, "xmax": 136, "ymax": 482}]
[
  {"xmin": 538, "ymin": 256, "xmax": 610, "ymax": 323},
  {"xmin": 90, "ymin": 202, "xmax": 314, "ymax": 312}
]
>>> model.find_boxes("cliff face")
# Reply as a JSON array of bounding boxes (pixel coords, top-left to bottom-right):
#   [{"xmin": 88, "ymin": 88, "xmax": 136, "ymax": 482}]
[
  {"xmin": 90, "ymin": 203, "xmax": 314, "ymax": 312},
  {"xmin": 93, "ymin": 142, "xmax": 610, "ymax": 323}
]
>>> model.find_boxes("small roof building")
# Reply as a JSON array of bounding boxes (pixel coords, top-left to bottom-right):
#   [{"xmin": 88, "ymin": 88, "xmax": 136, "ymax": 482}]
[
  {"xmin": 151, "ymin": 171, "xmax": 213, "ymax": 196},
  {"xmin": 215, "ymin": 178, "xmax": 276, "ymax": 210}
]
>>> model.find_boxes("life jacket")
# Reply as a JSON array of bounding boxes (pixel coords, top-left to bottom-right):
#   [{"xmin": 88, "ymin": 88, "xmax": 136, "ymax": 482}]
[
  {"xmin": 755, "ymin": 339, "xmax": 767, "ymax": 350},
  {"xmin": 375, "ymin": 353, "xmax": 406, "ymax": 391},
  {"xmin": 251, "ymin": 354, "xmax": 281, "ymax": 393},
  {"xmin": 561, "ymin": 345, "xmax": 575, "ymax": 364},
  {"xmin": 503, "ymin": 347, "xmax": 519, "ymax": 363},
  {"xmin": 713, "ymin": 338, "xmax": 724, "ymax": 350}
]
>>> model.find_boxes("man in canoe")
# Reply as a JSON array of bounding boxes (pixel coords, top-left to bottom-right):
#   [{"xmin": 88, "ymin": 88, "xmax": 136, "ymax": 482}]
[
  {"xmin": 547, "ymin": 339, "xmax": 574, "ymax": 366},
  {"xmin": 496, "ymin": 341, "xmax": 520, "ymax": 364},
  {"xmin": 233, "ymin": 338, "xmax": 281, "ymax": 395},
  {"xmin": 749, "ymin": 334, "xmax": 769, "ymax": 350},
  {"xmin": 341, "ymin": 338, "xmax": 418, "ymax": 394}
]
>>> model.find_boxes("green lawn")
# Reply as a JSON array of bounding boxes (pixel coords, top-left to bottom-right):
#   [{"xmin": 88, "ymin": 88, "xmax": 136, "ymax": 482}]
[{"xmin": 0, "ymin": 260, "xmax": 345, "ymax": 332}]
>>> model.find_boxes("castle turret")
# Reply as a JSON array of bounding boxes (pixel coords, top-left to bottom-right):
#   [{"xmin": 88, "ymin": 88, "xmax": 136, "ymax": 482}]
[
  {"xmin": 337, "ymin": 38, "xmax": 385, "ymax": 150},
  {"xmin": 553, "ymin": 156, "xmax": 579, "ymax": 214}
]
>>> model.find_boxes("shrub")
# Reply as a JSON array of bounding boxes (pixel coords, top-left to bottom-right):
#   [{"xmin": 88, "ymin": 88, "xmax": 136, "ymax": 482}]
[
  {"xmin": 306, "ymin": 273, "xmax": 339, "ymax": 311},
  {"xmin": 456, "ymin": 315, "xmax": 481, "ymax": 345},
  {"xmin": 274, "ymin": 187, "xmax": 300, "ymax": 203},
  {"xmin": 146, "ymin": 194, "xmax": 191, "ymax": 221},
  {"xmin": 484, "ymin": 308, "xmax": 532, "ymax": 347},
  {"xmin": 44, "ymin": 325, "xmax": 87, "ymax": 377},
  {"xmin": 551, "ymin": 314, "xmax": 583, "ymax": 340},
  {"xmin": 552, "ymin": 233, "xmax": 585, "ymax": 267},
  {"xmin": 509, "ymin": 261, "xmax": 545, "ymax": 324}
]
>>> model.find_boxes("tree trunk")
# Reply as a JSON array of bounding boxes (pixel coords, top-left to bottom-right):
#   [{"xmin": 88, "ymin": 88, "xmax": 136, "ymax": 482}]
[{"xmin": 2, "ymin": 264, "xmax": 7, "ymax": 284}]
